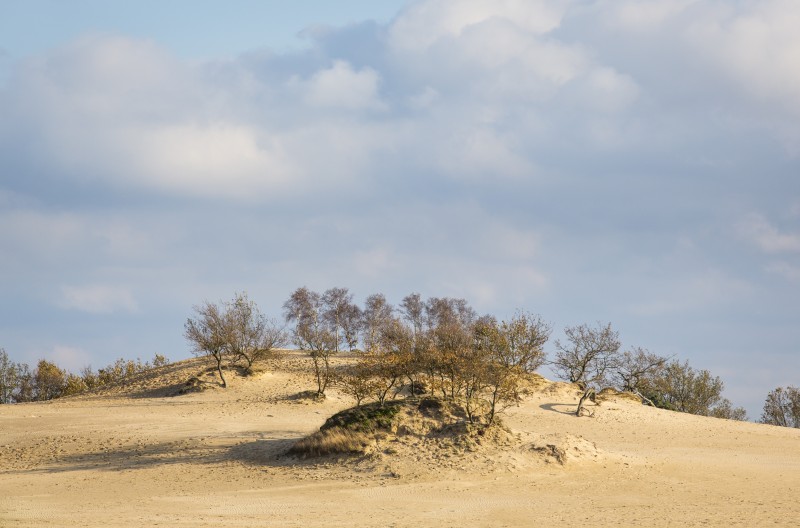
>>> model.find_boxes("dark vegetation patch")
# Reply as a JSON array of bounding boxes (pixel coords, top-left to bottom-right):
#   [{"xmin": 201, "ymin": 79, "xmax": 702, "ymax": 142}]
[
  {"xmin": 320, "ymin": 401, "xmax": 403, "ymax": 433},
  {"xmin": 287, "ymin": 398, "xmax": 510, "ymax": 460}
]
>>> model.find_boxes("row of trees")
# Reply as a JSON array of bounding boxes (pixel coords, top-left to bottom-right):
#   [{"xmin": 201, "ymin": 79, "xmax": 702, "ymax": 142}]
[
  {"xmin": 551, "ymin": 323, "xmax": 747, "ymax": 419},
  {"xmin": 0, "ymin": 347, "xmax": 168, "ymax": 403},
  {"xmin": 277, "ymin": 287, "xmax": 749, "ymax": 423},
  {"xmin": 184, "ymin": 292, "xmax": 287, "ymax": 387},
  {"xmin": 4, "ymin": 286, "xmax": 794, "ymax": 431}
]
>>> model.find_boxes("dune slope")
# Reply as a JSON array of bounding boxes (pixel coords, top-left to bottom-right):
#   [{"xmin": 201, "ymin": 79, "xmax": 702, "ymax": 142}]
[{"xmin": 1, "ymin": 352, "xmax": 799, "ymax": 527}]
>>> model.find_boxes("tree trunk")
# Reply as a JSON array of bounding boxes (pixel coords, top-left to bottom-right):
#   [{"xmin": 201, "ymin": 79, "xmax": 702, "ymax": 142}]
[
  {"xmin": 576, "ymin": 387, "xmax": 595, "ymax": 416},
  {"xmin": 216, "ymin": 356, "xmax": 227, "ymax": 388},
  {"xmin": 634, "ymin": 389, "xmax": 656, "ymax": 407}
]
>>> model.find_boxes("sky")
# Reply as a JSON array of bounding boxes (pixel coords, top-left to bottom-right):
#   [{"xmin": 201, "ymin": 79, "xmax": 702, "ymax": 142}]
[{"xmin": 1, "ymin": 0, "xmax": 798, "ymax": 419}]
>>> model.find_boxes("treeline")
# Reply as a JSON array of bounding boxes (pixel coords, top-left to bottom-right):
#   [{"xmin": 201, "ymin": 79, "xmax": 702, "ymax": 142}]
[
  {"xmin": 273, "ymin": 287, "xmax": 751, "ymax": 422},
  {"xmin": 6, "ymin": 286, "xmax": 798, "ymax": 430},
  {"xmin": 0, "ymin": 348, "xmax": 168, "ymax": 404}
]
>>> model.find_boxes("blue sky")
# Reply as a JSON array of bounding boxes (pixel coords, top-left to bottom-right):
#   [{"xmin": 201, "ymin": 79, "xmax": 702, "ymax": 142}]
[
  {"xmin": 1, "ymin": 0, "xmax": 799, "ymax": 418},
  {"xmin": 1, "ymin": 1, "xmax": 405, "ymax": 56}
]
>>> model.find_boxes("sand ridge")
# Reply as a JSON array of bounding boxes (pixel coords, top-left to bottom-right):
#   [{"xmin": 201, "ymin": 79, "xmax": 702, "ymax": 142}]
[{"xmin": 1, "ymin": 351, "xmax": 799, "ymax": 526}]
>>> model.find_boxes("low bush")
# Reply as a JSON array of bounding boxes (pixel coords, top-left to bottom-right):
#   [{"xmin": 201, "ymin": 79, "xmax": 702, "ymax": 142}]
[{"xmin": 320, "ymin": 401, "xmax": 403, "ymax": 433}]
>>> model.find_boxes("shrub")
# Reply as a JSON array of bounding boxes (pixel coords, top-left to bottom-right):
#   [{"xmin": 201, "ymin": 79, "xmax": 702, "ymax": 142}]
[{"xmin": 321, "ymin": 401, "xmax": 403, "ymax": 433}]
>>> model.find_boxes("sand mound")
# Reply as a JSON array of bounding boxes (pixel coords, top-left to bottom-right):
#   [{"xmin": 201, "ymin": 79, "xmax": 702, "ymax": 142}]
[
  {"xmin": 540, "ymin": 380, "xmax": 584, "ymax": 400},
  {"xmin": 65, "ymin": 357, "xmax": 213, "ymax": 399},
  {"xmin": 597, "ymin": 387, "xmax": 645, "ymax": 405},
  {"xmin": 287, "ymin": 398, "xmax": 521, "ymax": 476},
  {"xmin": 527, "ymin": 432, "xmax": 603, "ymax": 465}
]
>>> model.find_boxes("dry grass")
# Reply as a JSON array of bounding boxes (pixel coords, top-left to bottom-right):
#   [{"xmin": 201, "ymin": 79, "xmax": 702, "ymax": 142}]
[{"xmin": 288, "ymin": 427, "xmax": 370, "ymax": 457}]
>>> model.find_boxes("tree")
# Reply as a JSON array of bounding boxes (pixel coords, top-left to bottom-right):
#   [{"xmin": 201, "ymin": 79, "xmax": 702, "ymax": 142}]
[
  {"xmin": 611, "ymin": 347, "xmax": 668, "ymax": 405},
  {"xmin": 424, "ymin": 297, "xmax": 475, "ymax": 401},
  {"xmin": 0, "ymin": 348, "xmax": 20, "ymax": 404},
  {"xmin": 226, "ymin": 292, "xmax": 287, "ymax": 373},
  {"xmin": 63, "ymin": 373, "xmax": 88, "ymax": 396},
  {"xmin": 33, "ymin": 360, "xmax": 66, "ymax": 401},
  {"xmin": 340, "ymin": 303, "xmax": 363, "ymax": 351},
  {"xmin": 284, "ymin": 287, "xmax": 338, "ymax": 396},
  {"xmin": 760, "ymin": 386, "xmax": 800, "ymax": 428},
  {"xmin": 647, "ymin": 360, "xmax": 746, "ymax": 420},
  {"xmin": 553, "ymin": 322, "xmax": 621, "ymax": 416},
  {"xmin": 322, "ymin": 287, "xmax": 360, "ymax": 352},
  {"xmin": 80, "ymin": 365, "xmax": 100, "ymax": 391},
  {"xmin": 709, "ymin": 398, "xmax": 748, "ymax": 421},
  {"xmin": 361, "ymin": 293, "xmax": 394, "ymax": 352},
  {"xmin": 472, "ymin": 312, "xmax": 551, "ymax": 424},
  {"xmin": 367, "ymin": 320, "xmax": 414, "ymax": 405},
  {"xmin": 335, "ymin": 361, "xmax": 380, "ymax": 407},
  {"xmin": 399, "ymin": 293, "xmax": 424, "ymax": 340},
  {"xmin": 13, "ymin": 362, "xmax": 34, "ymax": 403},
  {"xmin": 185, "ymin": 300, "xmax": 230, "ymax": 387}
]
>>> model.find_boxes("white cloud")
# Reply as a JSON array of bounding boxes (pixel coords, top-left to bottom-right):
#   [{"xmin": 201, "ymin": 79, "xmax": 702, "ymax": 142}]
[
  {"xmin": 126, "ymin": 123, "xmax": 298, "ymax": 198},
  {"xmin": 438, "ymin": 261, "xmax": 548, "ymax": 309},
  {"xmin": 766, "ymin": 262, "xmax": 800, "ymax": 283},
  {"xmin": 628, "ymin": 269, "xmax": 754, "ymax": 317},
  {"xmin": 1, "ymin": 1, "xmax": 799, "ymax": 420},
  {"xmin": 0, "ymin": 208, "xmax": 163, "ymax": 268},
  {"xmin": 48, "ymin": 345, "xmax": 92, "ymax": 372},
  {"xmin": 299, "ymin": 60, "xmax": 385, "ymax": 111},
  {"xmin": 581, "ymin": 67, "xmax": 640, "ymax": 113},
  {"xmin": 353, "ymin": 247, "xmax": 397, "ymax": 278},
  {"xmin": 59, "ymin": 285, "xmax": 138, "ymax": 314},
  {"xmin": 436, "ymin": 126, "xmax": 533, "ymax": 179},
  {"xmin": 684, "ymin": 0, "xmax": 800, "ymax": 115},
  {"xmin": 388, "ymin": 0, "xmax": 567, "ymax": 51},
  {"xmin": 739, "ymin": 213, "xmax": 800, "ymax": 254},
  {"xmin": 607, "ymin": 0, "xmax": 699, "ymax": 32}
]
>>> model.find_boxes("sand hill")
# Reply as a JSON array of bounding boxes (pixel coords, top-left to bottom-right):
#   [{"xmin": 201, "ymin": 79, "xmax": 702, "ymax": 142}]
[{"xmin": 1, "ymin": 351, "xmax": 799, "ymax": 526}]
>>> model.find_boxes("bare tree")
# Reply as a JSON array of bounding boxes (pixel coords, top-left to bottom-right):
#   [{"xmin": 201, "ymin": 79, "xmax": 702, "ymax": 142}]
[
  {"xmin": 340, "ymin": 303, "xmax": 363, "ymax": 351},
  {"xmin": 424, "ymin": 297, "xmax": 476, "ymax": 331},
  {"xmin": 611, "ymin": 347, "xmax": 668, "ymax": 405},
  {"xmin": 420, "ymin": 297, "xmax": 477, "ymax": 402},
  {"xmin": 361, "ymin": 293, "xmax": 394, "ymax": 352},
  {"xmin": 321, "ymin": 288, "xmax": 353, "ymax": 352},
  {"xmin": 284, "ymin": 287, "xmax": 338, "ymax": 396},
  {"xmin": 399, "ymin": 293, "xmax": 424, "ymax": 340},
  {"xmin": 335, "ymin": 361, "xmax": 379, "ymax": 407},
  {"xmin": 226, "ymin": 292, "xmax": 287, "ymax": 373},
  {"xmin": 472, "ymin": 312, "xmax": 551, "ymax": 424},
  {"xmin": 760, "ymin": 386, "xmax": 800, "ymax": 428},
  {"xmin": 185, "ymin": 300, "xmax": 230, "ymax": 387},
  {"xmin": 553, "ymin": 322, "xmax": 621, "ymax": 416},
  {"xmin": 13, "ymin": 362, "xmax": 34, "ymax": 403}
]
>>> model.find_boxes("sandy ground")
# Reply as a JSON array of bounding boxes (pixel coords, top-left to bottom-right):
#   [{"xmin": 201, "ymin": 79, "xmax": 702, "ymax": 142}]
[{"xmin": 2, "ymin": 352, "xmax": 799, "ymax": 527}]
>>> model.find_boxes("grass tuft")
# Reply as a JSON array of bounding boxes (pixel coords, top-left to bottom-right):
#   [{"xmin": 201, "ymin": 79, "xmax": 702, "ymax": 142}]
[{"xmin": 288, "ymin": 427, "xmax": 369, "ymax": 457}]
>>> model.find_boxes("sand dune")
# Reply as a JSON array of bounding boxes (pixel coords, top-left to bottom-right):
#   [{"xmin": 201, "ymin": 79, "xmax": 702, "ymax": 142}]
[{"xmin": 1, "ymin": 351, "xmax": 799, "ymax": 527}]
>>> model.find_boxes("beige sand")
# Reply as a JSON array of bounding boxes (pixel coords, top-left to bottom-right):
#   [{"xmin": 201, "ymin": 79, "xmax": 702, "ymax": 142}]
[{"xmin": 2, "ymin": 352, "xmax": 799, "ymax": 527}]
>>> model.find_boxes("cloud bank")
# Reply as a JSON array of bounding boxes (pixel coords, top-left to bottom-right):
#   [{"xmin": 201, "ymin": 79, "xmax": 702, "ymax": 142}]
[{"xmin": 1, "ymin": 0, "xmax": 798, "ymax": 417}]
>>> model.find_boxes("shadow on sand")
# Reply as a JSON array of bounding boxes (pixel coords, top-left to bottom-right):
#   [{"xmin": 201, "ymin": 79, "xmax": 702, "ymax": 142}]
[
  {"xmin": 539, "ymin": 402, "xmax": 578, "ymax": 415},
  {"xmin": 5, "ymin": 432, "xmax": 343, "ymax": 476}
]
